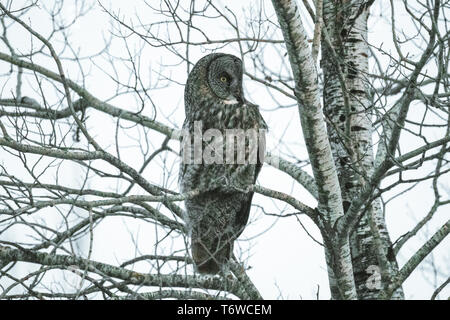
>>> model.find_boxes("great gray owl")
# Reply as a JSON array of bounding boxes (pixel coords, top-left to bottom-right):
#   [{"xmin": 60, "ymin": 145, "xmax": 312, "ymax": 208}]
[{"xmin": 180, "ymin": 53, "xmax": 267, "ymax": 274}]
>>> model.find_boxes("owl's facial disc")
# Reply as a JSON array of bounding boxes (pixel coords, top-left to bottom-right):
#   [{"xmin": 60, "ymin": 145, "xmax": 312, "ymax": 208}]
[{"xmin": 208, "ymin": 55, "xmax": 243, "ymax": 103}]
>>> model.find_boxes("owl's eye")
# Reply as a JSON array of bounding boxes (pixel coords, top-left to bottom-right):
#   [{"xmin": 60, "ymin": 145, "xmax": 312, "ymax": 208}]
[{"xmin": 220, "ymin": 76, "xmax": 228, "ymax": 83}]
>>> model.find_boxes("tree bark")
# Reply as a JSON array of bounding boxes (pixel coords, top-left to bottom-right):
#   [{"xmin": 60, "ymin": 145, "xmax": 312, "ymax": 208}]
[
  {"xmin": 271, "ymin": 0, "xmax": 359, "ymax": 299},
  {"xmin": 321, "ymin": 0, "xmax": 404, "ymax": 299}
]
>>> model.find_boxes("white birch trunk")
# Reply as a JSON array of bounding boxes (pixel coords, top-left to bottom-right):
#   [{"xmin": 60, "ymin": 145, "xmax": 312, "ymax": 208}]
[
  {"xmin": 321, "ymin": 0, "xmax": 404, "ymax": 299},
  {"xmin": 271, "ymin": 0, "xmax": 358, "ymax": 299}
]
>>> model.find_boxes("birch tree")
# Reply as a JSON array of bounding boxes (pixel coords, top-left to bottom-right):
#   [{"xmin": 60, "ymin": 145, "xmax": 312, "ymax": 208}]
[{"xmin": 0, "ymin": 0, "xmax": 448, "ymax": 300}]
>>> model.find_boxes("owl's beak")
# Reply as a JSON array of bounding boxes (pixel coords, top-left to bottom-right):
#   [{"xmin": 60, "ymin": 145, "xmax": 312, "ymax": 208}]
[{"xmin": 234, "ymin": 92, "xmax": 244, "ymax": 104}]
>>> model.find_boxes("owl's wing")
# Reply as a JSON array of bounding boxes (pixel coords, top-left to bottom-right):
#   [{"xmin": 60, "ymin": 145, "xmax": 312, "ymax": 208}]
[
  {"xmin": 233, "ymin": 122, "xmax": 266, "ymax": 237},
  {"xmin": 233, "ymin": 192, "xmax": 254, "ymax": 238}
]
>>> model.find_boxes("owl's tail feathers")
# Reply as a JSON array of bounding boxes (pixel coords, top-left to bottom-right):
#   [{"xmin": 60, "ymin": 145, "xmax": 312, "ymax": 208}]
[{"xmin": 192, "ymin": 239, "xmax": 233, "ymax": 275}]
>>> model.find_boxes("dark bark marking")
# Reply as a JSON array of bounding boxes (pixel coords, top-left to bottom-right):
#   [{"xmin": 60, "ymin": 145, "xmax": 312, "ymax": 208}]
[{"xmin": 351, "ymin": 125, "xmax": 367, "ymax": 132}]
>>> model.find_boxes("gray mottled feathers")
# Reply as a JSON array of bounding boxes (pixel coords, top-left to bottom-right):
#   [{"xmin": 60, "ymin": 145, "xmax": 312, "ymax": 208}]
[{"xmin": 180, "ymin": 53, "xmax": 266, "ymax": 274}]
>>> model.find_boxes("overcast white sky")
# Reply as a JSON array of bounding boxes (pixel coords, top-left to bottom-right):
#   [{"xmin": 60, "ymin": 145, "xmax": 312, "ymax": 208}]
[{"xmin": 0, "ymin": 0, "xmax": 448, "ymax": 299}]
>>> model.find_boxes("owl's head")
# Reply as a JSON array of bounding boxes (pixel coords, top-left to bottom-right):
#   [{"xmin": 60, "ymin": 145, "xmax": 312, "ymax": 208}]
[
  {"xmin": 185, "ymin": 54, "xmax": 244, "ymax": 114},
  {"xmin": 206, "ymin": 54, "xmax": 243, "ymax": 103}
]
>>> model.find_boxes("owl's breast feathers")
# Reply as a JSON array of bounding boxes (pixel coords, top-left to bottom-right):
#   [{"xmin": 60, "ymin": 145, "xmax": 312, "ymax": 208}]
[
  {"xmin": 180, "ymin": 100, "xmax": 266, "ymax": 193},
  {"xmin": 186, "ymin": 99, "xmax": 266, "ymax": 131}
]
